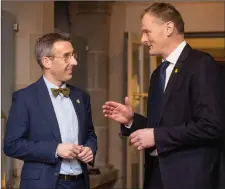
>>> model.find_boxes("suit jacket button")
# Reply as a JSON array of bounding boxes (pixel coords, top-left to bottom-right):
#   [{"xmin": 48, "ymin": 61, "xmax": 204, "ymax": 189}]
[{"xmin": 54, "ymin": 173, "xmax": 58, "ymax": 176}]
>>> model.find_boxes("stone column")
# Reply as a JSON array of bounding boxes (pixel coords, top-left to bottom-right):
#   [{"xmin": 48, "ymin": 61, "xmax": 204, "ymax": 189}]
[
  {"xmin": 69, "ymin": 1, "xmax": 112, "ymax": 168},
  {"xmin": 108, "ymin": 3, "xmax": 126, "ymax": 187}
]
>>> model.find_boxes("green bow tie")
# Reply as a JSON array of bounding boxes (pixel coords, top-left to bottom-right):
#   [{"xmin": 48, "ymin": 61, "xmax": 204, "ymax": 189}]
[{"xmin": 51, "ymin": 88, "xmax": 70, "ymax": 97}]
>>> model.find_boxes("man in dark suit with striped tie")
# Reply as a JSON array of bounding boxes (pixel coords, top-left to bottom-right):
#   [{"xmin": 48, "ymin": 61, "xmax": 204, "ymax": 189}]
[{"xmin": 102, "ymin": 3, "xmax": 224, "ymax": 189}]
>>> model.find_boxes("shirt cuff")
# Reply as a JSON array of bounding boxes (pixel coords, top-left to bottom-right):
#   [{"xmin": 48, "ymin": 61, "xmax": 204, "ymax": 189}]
[
  {"xmin": 55, "ymin": 149, "xmax": 58, "ymax": 158},
  {"xmin": 124, "ymin": 120, "xmax": 133, "ymax": 128}
]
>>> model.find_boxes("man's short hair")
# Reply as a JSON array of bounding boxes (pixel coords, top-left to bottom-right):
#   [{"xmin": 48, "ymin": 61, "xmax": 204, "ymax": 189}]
[
  {"xmin": 141, "ymin": 3, "xmax": 184, "ymax": 34},
  {"xmin": 35, "ymin": 32, "xmax": 71, "ymax": 68}
]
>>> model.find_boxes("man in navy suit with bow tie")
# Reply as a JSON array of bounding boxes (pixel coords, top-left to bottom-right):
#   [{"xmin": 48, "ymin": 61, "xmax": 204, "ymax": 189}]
[{"xmin": 4, "ymin": 32, "xmax": 98, "ymax": 189}]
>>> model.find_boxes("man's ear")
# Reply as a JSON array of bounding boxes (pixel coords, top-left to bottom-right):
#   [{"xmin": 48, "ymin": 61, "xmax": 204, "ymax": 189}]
[
  {"xmin": 42, "ymin": 57, "xmax": 52, "ymax": 69},
  {"xmin": 165, "ymin": 21, "xmax": 175, "ymax": 37}
]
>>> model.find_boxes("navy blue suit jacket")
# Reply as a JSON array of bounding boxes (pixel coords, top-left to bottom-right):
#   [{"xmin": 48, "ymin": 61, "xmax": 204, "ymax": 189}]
[
  {"xmin": 4, "ymin": 77, "xmax": 98, "ymax": 189},
  {"xmin": 122, "ymin": 44, "xmax": 225, "ymax": 189}
]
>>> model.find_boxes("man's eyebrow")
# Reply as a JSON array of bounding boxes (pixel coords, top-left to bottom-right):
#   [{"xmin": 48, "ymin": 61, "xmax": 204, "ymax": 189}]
[
  {"xmin": 63, "ymin": 50, "xmax": 74, "ymax": 56},
  {"xmin": 141, "ymin": 29, "xmax": 150, "ymax": 32}
]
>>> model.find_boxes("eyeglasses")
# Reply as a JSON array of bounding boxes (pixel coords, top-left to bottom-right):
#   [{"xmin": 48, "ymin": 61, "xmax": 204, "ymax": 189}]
[{"xmin": 48, "ymin": 52, "xmax": 77, "ymax": 63}]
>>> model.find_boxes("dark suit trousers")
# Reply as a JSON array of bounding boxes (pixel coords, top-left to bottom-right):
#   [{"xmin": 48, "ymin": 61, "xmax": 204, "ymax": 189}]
[
  {"xmin": 56, "ymin": 177, "xmax": 86, "ymax": 189},
  {"xmin": 147, "ymin": 157, "xmax": 164, "ymax": 189}
]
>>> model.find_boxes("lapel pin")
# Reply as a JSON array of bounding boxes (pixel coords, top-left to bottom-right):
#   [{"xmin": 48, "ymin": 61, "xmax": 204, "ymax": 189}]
[
  {"xmin": 175, "ymin": 69, "xmax": 178, "ymax": 73},
  {"xmin": 76, "ymin": 99, "xmax": 80, "ymax": 104}
]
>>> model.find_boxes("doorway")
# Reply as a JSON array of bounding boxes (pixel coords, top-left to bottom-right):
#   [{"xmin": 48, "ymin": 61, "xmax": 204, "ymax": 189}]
[{"xmin": 124, "ymin": 32, "xmax": 158, "ymax": 189}]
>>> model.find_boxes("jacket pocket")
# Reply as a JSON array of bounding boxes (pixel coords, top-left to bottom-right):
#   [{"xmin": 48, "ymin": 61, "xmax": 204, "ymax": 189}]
[{"xmin": 21, "ymin": 167, "xmax": 42, "ymax": 180}]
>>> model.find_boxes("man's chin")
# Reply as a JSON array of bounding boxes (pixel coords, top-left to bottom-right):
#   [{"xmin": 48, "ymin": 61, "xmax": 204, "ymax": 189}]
[
  {"xmin": 67, "ymin": 75, "xmax": 73, "ymax": 80},
  {"xmin": 148, "ymin": 48, "xmax": 154, "ymax": 56},
  {"xmin": 62, "ymin": 75, "xmax": 72, "ymax": 82},
  {"xmin": 149, "ymin": 51, "xmax": 156, "ymax": 56},
  {"xmin": 148, "ymin": 50, "xmax": 160, "ymax": 57}
]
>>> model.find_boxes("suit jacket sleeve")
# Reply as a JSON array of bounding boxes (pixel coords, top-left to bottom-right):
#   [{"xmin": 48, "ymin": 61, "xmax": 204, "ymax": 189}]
[
  {"xmin": 154, "ymin": 54, "xmax": 224, "ymax": 154},
  {"xmin": 121, "ymin": 113, "xmax": 148, "ymax": 136},
  {"xmin": 83, "ymin": 94, "xmax": 98, "ymax": 166},
  {"xmin": 3, "ymin": 92, "xmax": 58, "ymax": 164}
]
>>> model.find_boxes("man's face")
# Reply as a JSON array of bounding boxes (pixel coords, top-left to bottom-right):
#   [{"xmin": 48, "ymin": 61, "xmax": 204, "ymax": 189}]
[
  {"xmin": 141, "ymin": 14, "xmax": 168, "ymax": 56},
  {"xmin": 48, "ymin": 41, "xmax": 77, "ymax": 82}
]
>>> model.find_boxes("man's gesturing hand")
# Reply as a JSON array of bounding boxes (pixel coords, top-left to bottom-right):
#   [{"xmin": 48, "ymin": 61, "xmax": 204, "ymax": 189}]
[{"xmin": 102, "ymin": 96, "xmax": 134, "ymax": 125}]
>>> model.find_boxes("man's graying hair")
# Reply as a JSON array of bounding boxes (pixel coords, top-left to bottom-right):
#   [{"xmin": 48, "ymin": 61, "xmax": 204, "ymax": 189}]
[
  {"xmin": 35, "ymin": 32, "xmax": 71, "ymax": 68},
  {"xmin": 141, "ymin": 3, "xmax": 185, "ymax": 34}
]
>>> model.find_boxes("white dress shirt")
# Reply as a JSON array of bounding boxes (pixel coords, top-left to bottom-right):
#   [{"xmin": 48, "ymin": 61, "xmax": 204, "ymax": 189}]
[
  {"xmin": 43, "ymin": 76, "xmax": 82, "ymax": 175},
  {"xmin": 126, "ymin": 41, "xmax": 187, "ymax": 156},
  {"xmin": 164, "ymin": 41, "xmax": 187, "ymax": 90}
]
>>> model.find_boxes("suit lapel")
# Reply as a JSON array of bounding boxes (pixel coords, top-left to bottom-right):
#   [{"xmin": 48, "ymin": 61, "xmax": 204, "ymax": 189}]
[
  {"xmin": 36, "ymin": 77, "xmax": 62, "ymax": 143},
  {"xmin": 159, "ymin": 44, "xmax": 191, "ymax": 119},
  {"xmin": 68, "ymin": 86, "xmax": 83, "ymax": 144}
]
